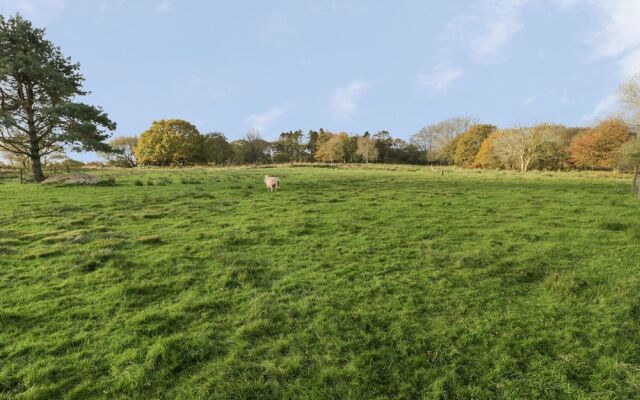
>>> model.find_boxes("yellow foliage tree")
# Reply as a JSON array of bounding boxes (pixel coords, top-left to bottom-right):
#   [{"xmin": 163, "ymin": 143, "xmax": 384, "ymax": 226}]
[{"xmin": 135, "ymin": 120, "xmax": 203, "ymax": 166}]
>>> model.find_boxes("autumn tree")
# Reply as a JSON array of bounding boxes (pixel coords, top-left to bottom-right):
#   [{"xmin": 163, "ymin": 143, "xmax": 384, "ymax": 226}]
[
  {"xmin": 568, "ymin": 119, "xmax": 631, "ymax": 169},
  {"xmin": 331, "ymin": 132, "xmax": 351, "ymax": 163},
  {"xmin": 102, "ymin": 136, "xmax": 138, "ymax": 167},
  {"xmin": 473, "ymin": 131, "xmax": 502, "ymax": 169},
  {"xmin": 314, "ymin": 131, "xmax": 335, "ymax": 162},
  {"xmin": 453, "ymin": 124, "xmax": 496, "ymax": 166},
  {"xmin": 134, "ymin": 119, "xmax": 203, "ymax": 166},
  {"xmin": 356, "ymin": 134, "xmax": 379, "ymax": 163},
  {"xmin": 0, "ymin": 15, "xmax": 116, "ymax": 181}
]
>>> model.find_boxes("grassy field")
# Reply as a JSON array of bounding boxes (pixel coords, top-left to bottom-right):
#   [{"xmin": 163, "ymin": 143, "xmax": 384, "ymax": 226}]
[{"xmin": 1, "ymin": 165, "xmax": 640, "ymax": 399}]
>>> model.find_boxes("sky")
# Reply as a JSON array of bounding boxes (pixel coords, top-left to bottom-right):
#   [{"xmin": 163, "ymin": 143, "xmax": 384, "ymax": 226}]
[{"xmin": 1, "ymin": 0, "xmax": 640, "ymax": 161}]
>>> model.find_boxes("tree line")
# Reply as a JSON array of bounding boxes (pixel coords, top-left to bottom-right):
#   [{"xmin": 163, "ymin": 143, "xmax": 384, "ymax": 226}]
[
  {"xmin": 1, "ymin": 14, "xmax": 640, "ymax": 181},
  {"xmin": 101, "ymin": 116, "xmax": 639, "ymax": 173}
]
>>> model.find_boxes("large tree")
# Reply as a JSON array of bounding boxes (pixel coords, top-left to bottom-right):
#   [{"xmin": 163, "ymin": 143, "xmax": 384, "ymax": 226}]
[
  {"xmin": 0, "ymin": 15, "xmax": 116, "ymax": 181},
  {"xmin": 453, "ymin": 124, "xmax": 496, "ymax": 166},
  {"xmin": 568, "ymin": 119, "xmax": 631, "ymax": 170},
  {"xmin": 135, "ymin": 119, "xmax": 203, "ymax": 166},
  {"xmin": 412, "ymin": 116, "xmax": 475, "ymax": 163}
]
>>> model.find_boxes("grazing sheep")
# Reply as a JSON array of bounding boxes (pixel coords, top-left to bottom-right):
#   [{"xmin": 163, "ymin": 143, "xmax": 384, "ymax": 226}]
[{"xmin": 264, "ymin": 175, "xmax": 280, "ymax": 192}]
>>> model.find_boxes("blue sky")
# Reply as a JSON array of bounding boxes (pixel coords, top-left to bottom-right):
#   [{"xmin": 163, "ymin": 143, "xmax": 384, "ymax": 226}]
[{"xmin": 1, "ymin": 0, "xmax": 639, "ymax": 161}]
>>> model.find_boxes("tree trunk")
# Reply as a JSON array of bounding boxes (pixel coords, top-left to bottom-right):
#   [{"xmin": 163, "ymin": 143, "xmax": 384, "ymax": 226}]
[
  {"xmin": 29, "ymin": 140, "xmax": 45, "ymax": 182},
  {"xmin": 30, "ymin": 155, "xmax": 45, "ymax": 182},
  {"xmin": 25, "ymin": 82, "xmax": 45, "ymax": 182}
]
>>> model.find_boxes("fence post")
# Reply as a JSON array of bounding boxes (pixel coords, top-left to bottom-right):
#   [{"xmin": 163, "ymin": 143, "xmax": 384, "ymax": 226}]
[
  {"xmin": 635, "ymin": 165, "xmax": 640, "ymax": 200},
  {"xmin": 19, "ymin": 168, "xmax": 23, "ymax": 184}
]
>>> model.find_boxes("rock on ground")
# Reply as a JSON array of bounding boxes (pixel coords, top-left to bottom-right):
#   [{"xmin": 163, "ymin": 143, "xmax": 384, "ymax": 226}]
[{"xmin": 41, "ymin": 172, "xmax": 103, "ymax": 185}]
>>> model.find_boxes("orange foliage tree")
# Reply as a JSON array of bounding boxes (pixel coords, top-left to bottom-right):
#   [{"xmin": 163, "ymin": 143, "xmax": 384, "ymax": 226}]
[
  {"xmin": 473, "ymin": 131, "xmax": 502, "ymax": 168},
  {"xmin": 568, "ymin": 119, "xmax": 631, "ymax": 169}
]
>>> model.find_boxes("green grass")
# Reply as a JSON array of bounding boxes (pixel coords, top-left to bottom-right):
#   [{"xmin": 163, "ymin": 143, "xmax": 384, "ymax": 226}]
[{"xmin": 1, "ymin": 165, "xmax": 640, "ymax": 399}]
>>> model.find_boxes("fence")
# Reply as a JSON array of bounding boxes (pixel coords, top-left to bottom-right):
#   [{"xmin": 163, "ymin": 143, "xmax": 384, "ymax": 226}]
[
  {"xmin": 634, "ymin": 166, "xmax": 640, "ymax": 200},
  {"xmin": 0, "ymin": 165, "xmax": 79, "ymax": 183}
]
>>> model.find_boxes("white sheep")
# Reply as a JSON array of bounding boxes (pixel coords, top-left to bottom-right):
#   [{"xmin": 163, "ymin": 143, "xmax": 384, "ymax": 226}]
[{"xmin": 264, "ymin": 175, "xmax": 280, "ymax": 192}]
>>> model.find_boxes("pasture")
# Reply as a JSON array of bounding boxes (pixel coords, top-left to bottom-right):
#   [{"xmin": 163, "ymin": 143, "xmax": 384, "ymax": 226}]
[{"xmin": 1, "ymin": 166, "xmax": 640, "ymax": 399}]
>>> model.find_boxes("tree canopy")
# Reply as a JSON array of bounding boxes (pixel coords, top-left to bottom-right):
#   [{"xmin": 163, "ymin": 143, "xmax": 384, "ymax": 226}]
[
  {"xmin": 0, "ymin": 14, "xmax": 115, "ymax": 181},
  {"xmin": 453, "ymin": 124, "xmax": 496, "ymax": 166},
  {"xmin": 135, "ymin": 119, "xmax": 203, "ymax": 166},
  {"xmin": 568, "ymin": 119, "xmax": 631, "ymax": 169}
]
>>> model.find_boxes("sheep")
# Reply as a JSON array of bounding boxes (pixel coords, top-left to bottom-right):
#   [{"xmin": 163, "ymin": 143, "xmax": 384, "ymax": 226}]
[{"xmin": 264, "ymin": 175, "xmax": 280, "ymax": 192}]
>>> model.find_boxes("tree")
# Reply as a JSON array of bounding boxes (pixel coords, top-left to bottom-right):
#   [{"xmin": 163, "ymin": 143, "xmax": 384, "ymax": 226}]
[
  {"xmin": 314, "ymin": 130, "xmax": 335, "ymax": 162},
  {"xmin": 231, "ymin": 129, "xmax": 271, "ymax": 164},
  {"xmin": 619, "ymin": 138, "xmax": 640, "ymax": 194},
  {"xmin": 102, "ymin": 136, "xmax": 138, "ymax": 167},
  {"xmin": 373, "ymin": 131, "xmax": 393, "ymax": 163},
  {"xmin": 0, "ymin": 15, "xmax": 116, "ymax": 181},
  {"xmin": 313, "ymin": 131, "xmax": 352, "ymax": 163},
  {"xmin": 273, "ymin": 130, "xmax": 305, "ymax": 162},
  {"xmin": 388, "ymin": 139, "xmax": 423, "ymax": 164},
  {"xmin": 569, "ymin": 119, "xmax": 631, "ymax": 169},
  {"xmin": 202, "ymin": 132, "xmax": 232, "ymax": 165},
  {"xmin": 490, "ymin": 124, "xmax": 561, "ymax": 172},
  {"xmin": 306, "ymin": 130, "xmax": 320, "ymax": 161},
  {"xmin": 453, "ymin": 124, "xmax": 496, "ymax": 166},
  {"xmin": 135, "ymin": 119, "xmax": 202, "ymax": 166},
  {"xmin": 619, "ymin": 138, "xmax": 640, "ymax": 170},
  {"xmin": 410, "ymin": 126, "xmax": 438, "ymax": 161},
  {"xmin": 356, "ymin": 135, "xmax": 379, "ymax": 163},
  {"xmin": 412, "ymin": 116, "xmax": 475, "ymax": 163},
  {"xmin": 620, "ymin": 74, "xmax": 640, "ymax": 129},
  {"xmin": 473, "ymin": 131, "xmax": 502, "ymax": 169}
]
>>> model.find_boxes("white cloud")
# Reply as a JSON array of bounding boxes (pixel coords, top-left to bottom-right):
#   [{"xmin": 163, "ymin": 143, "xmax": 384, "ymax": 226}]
[
  {"xmin": 524, "ymin": 95, "xmax": 537, "ymax": 105},
  {"xmin": 552, "ymin": 0, "xmax": 640, "ymax": 78},
  {"xmin": 588, "ymin": 0, "xmax": 640, "ymax": 78},
  {"xmin": 618, "ymin": 49, "xmax": 640, "ymax": 78},
  {"xmin": 330, "ymin": 80, "xmax": 373, "ymax": 120},
  {"xmin": 417, "ymin": 66, "xmax": 463, "ymax": 92},
  {"xmin": 581, "ymin": 93, "xmax": 618, "ymax": 122},
  {"xmin": 471, "ymin": 0, "xmax": 530, "ymax": 63},
  {"xmin": 246, "ymin": 106, "xmax": 287, "ymax": 133},
  {"xmin": 0, "ymin": 0, "xmax": 67, "ymax": 21}
]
